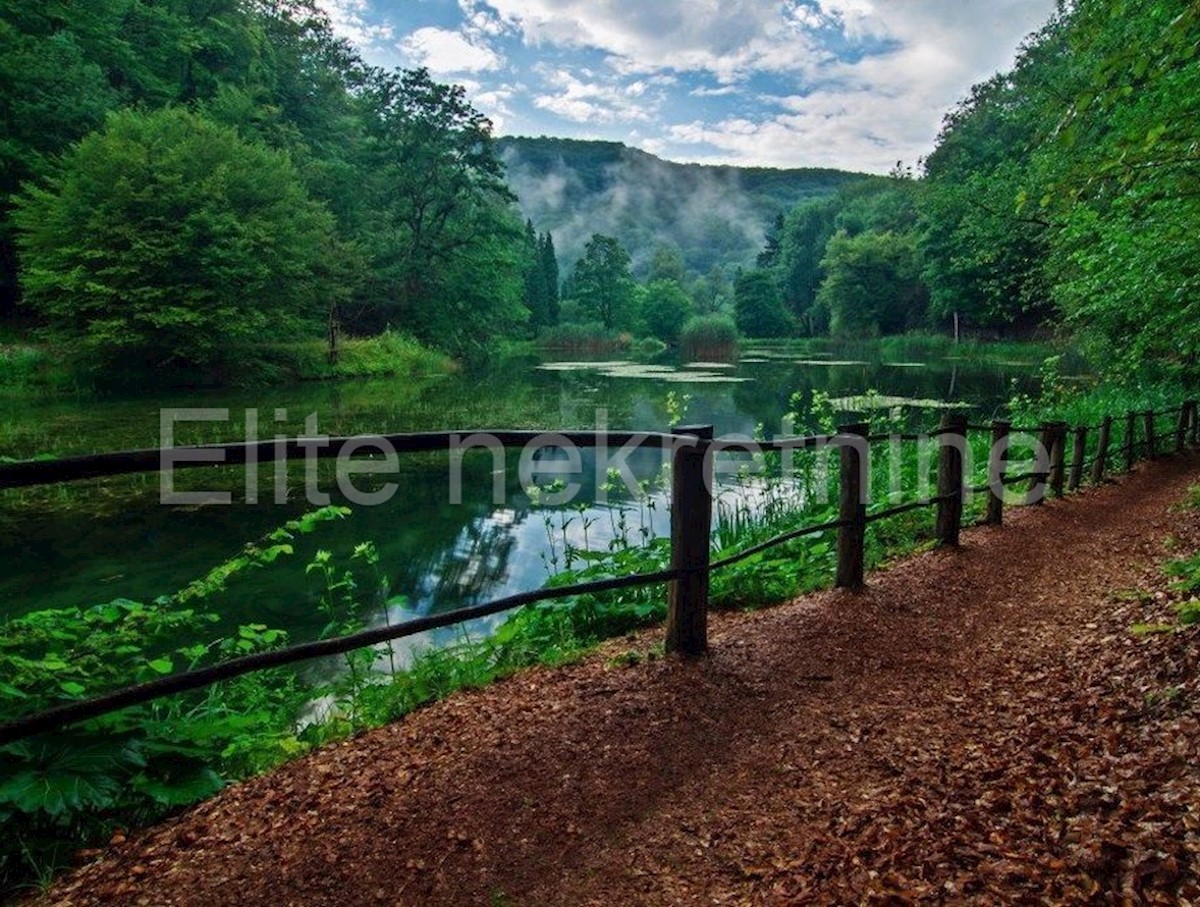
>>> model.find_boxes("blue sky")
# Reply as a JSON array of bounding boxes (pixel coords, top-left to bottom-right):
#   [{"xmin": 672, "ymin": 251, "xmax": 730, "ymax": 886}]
[{"xmin": 316, "ymin": 0, "xmax": 1056, "ymax": 173}]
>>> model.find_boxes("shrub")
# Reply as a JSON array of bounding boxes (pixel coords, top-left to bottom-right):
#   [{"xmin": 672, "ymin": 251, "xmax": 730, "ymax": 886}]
[{"xmin": 680, "ymin": 314, "xmax": 738, "ymax": 361}]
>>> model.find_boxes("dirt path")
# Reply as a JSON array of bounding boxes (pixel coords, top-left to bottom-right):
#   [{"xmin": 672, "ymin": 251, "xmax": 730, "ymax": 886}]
[{"xmin": 40, "ymin": 456, "xmax": 1200, "ymax": 906}]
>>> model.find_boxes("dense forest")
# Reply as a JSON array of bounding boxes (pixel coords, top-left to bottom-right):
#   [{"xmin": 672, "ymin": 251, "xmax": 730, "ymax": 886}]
[
  {"xmin": 731, "ymin": 0, "xmax": 1199, "ymax": 377},
  {"xmin": 0, "ymin": 0, "xmax": 535, "ymax": 372},
  {"xmin": 1, "ymin": 0, "xmax": 1197, "ymax": 382}
]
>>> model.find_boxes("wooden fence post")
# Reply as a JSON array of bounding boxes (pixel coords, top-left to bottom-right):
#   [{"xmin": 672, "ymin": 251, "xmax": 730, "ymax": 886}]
[
  {"xmin": 1091, "ymin": 416, "xmax": 1113, "ymax": 485},
  {"xmin": 936, "ymin": 412, "xmax": 967, "ymax": 546},
  {"xmin": 1144, "ymin": 410, "xmax": 1157, "ymax": 460},
  {"xmin": 1125, "ymin": 411, "xmax": 1137, "ymax": 471},
  {"xmin": 1068, "ymin": 425, "xmax": 1087, "ymax": 492},
  {"xmin": 666, "ymin": 425, "xmax": 713, "ymax": 656},
  {"xmin": 1177, "ymin": 405, "xmax": 1190, "ymax": 454},
  {"xmin": 1049, "ymin": 422, "xmax": 1068, "ymax": 497},
  {"xmin": 1030, "ymin": 422, "xmax": 1055, "ymax": 505},
  {"xmin": 985, "ymin": 420, "xmax": 1010, "ymax": 526},
  {"xmin": 835, "ymin": 423, "xmax": 869, "ymax": 590}
]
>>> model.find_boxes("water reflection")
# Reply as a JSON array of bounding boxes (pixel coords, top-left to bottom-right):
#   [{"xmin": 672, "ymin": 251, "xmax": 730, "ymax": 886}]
[{"xmin": 0, "ymin": 340, "xmax": 1056, "ymax": 643}]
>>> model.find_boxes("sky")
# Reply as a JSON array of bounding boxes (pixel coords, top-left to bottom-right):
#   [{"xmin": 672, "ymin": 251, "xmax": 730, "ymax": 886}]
[{"xmin": 315, "ymin": 0, "xmax": 1057, "ymax": 173}]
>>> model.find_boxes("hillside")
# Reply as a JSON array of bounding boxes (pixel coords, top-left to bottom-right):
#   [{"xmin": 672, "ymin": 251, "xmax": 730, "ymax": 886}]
[{"xmin": 495, "ymin": 136, "xmax": 868, "ymax": 278}]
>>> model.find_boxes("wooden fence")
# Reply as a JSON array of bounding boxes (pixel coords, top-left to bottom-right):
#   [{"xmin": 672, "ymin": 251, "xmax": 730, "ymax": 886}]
[{"xmin": 0, "ymin": 401, "xmax": 1196, "ymax": 746}]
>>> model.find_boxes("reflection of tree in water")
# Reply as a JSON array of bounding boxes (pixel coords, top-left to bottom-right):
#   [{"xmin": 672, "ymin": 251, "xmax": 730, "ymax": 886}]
[{"xmin": 418, "ymin": 511, "xmax": 521, "ymax": 614}]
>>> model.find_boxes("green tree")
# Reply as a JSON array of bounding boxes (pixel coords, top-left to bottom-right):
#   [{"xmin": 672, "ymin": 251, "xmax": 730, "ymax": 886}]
[
  {"xmin": 734, "ymin": 270, "xmax": 794, "ymax": 338},
  {"xmin": 539, "ymin": 231, "xmax": 560, "ymax": 326},
  {"xmin": 353, "ymin": 67, "xmax": 525, "ymax": 355},
  {"xmin": 641, "ymin": 279, "xmax": 694, "ymax": 344},
  {"xmin": 777, "ymin": 198, "xmax": 837, "ymax": 332},
  {"xmin": 1040, "ymin": 0, "xmax": 1200, "ymax": 371},
  {"xmin": 647, "ymin": 243, "xmax": 687, "ymax": 285},
  {"xmin": 756, "ymin": 212, "xmax": 785, "ymax": 267},
  {"xmin": 13, "ymin": 107, "xmax": 338, "ymax": 368},
  {"xmin": 571, "ymin": 234, "xmax": 635, "ymax": 330},
  {"xmin": 691, "ymin": 265, "xmax": 732, "ymax": 316},
  {"xmin": 818, "ymin": 231, "xmax": 928, "ymax": 337}
]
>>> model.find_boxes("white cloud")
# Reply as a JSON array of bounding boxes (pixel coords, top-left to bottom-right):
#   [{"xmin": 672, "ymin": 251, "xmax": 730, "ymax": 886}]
[
  {"xmin": 472, "ymin": 85, "xmax": 518, "ymax": 132},
  {"xmin": 533, "ymin": 68, "xmax": 658, "ymax": 124},
  {"xmin": 315, "ymin": 0, "xmax": 393, "ymax": 47},
  {"xmin": 485, "ymin": 0, "xmax": 832, "ymax": 82},
  {"xmin": 399, "ymin": 26, "xmax": 503, "ymax": 74},
  {"xmin": 489, "ymin": 0, "xmax": 1053, "ymax": 171},
  {"xmin": 324, "ymin": 0, "xmax": 1057, "ymax": 170}
]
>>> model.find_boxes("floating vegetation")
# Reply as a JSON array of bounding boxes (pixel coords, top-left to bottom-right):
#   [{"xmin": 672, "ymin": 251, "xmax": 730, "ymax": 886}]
[
  {"xmin": 829, "ymin": 394, "xmax": 970, "ymax": 411},
  {"xmin": 536, "ymin": 360, "xmax": 749, "ymax": 383},
  {"xmin": 795, "ymin": 359, "xmax": 869, "ymax": 367},
  {"xmin": 535, "ymin": 361, "xmax": 632, "ymax": 372}
]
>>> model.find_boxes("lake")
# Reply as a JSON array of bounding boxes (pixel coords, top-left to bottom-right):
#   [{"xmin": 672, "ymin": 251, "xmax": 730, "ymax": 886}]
[{"xmin": 0, "ymin": 338, "xmax": 1059, "ymax": 654}]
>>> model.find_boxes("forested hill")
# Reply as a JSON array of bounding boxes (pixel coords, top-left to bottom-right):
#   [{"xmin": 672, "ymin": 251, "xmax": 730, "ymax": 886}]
[{"xmin": 496, "ymin": 136, "xmax": 865, "ymax": 279}]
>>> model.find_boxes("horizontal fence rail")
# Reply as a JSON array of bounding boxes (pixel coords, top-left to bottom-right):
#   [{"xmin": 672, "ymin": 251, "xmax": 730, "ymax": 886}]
[{"xmin": 1, "ymin": 402, "xmax": 1195, "ymax": 745}]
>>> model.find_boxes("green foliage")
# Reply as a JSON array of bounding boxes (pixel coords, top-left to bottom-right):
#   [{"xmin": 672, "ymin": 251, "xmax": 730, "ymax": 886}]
[
  {"xmin": 647, "ymin": 244, "xmax": 688, "ymax": 285},
  {"xmin": 351, "ymin": 68, "xmax": 527, "ymax": 359},
  {"xmin": 639, "ymin": 279, "xmax": 694, "ymax": 345},
  {"xmin": 14, "ymin": 107, "xmax": 338, "ymax": 369},
  {"xmin": 259, "ymin": 331, "xmax": 454, "ymax": 383},
  {"xmin": 921, "ymin": 0, "xmax": 1200, "ymax": 373},
  {"xmin": 1, "ymin": 3, "xmax": 537, "ymax": 374},
  {"xmin": 680, "ymin": 314, "xmax": 739, "ymax": 361},
  {"xmin": 777, "ymin": 198, "xmax": 838, "ymax": 332},
  {"xmin": 537, "ymin": 322, "xmax": 628, "ymax": 354},
  {"xmin": 521, "ymin": 223, "xmax": 560, "ymax": 331},
  {"xmin": 0, "ymin": 505, "xmax": 353, "ymax": 892},
  {"xmin": 819, "ymin": 230, "xmax": 927, "ymax": 337},
  {"xmin": 568, "ymin": 234, "xmax": 636, "ymax": 331},
  {"xmin": 734, "ymin": 270, "xmax": 794, "ymax": 338}
]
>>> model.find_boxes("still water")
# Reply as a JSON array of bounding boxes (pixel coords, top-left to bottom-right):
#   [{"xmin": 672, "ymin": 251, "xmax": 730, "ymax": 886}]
[{"xmin": 0, "ymin": 340, "xmax": 1056, "ymax": 647}]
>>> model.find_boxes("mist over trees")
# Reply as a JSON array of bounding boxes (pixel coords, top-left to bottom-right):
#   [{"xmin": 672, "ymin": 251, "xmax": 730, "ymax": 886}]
[{"xmin": 496, "ymin": 137, "xmax": 861, "ymax": 280}]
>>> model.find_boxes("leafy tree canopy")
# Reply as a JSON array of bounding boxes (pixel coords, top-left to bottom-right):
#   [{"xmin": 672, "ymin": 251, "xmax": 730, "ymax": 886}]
[{"xmin": 14, "ymin": 107, "xmax": 338, "ymax": 368}]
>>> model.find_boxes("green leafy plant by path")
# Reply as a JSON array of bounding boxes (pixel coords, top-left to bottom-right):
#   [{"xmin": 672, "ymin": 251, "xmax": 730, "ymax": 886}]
[{"xmin": 0, "ymin": 506, "xmax": 352, "ymax": 893}]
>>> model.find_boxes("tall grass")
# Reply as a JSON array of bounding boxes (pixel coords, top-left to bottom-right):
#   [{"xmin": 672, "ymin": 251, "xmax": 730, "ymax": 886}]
[
  {"xmin": 253, "ymin": 330, "xmax": 454, "ymax": 383},
  {"xmin": 537, "ymin": 322, "xmax": 630, "ymax": 354},
  {"xmin": 680, "ymin": 314, "xmax": 738, "ymax": 361},
  {"xmin": 0, "ymin": 345, "xmax": 90, "ymax": 396}
]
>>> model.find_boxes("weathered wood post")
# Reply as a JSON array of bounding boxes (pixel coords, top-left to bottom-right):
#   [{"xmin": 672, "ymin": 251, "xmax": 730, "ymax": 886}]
[
  {"xmin": 1030, "ymin": 422, "xmax": 1055, "ymax": 505},
  {"xmin": 1091, "ymin": 416, "xmax": 1113, "ymax": 485},
  {"xmin": 1049, "ymin": 422, "xmax": 1068, "ymax": 497},
  {"xmin": 1176, "ymin": 405, "xmax": 1189, "ymax": 454},
  {"xmin": 666, "ymin": 425, "xmax": 713, "ymax": 656},
  {"xmin": 835, "ymin": 422, "xmax": 869, "ymax": 590},
  {"xmin": 1125, "ymin": 411, "xmax": 1137, "ymax": 471},
  {"xmin": 1144, "ymin": 410, "xmax": 1157, "ymax": 460},
  {"xmin": 1068, "ymin": 425, "xmax": 1087, "ymax": 492},
  {"xmin": 985, "ymin": 420, "xmax": 1010, "ymax": 526},
  {"xmin": 936, "ymin": 412, "xmax": 967, "ymax": 546}
]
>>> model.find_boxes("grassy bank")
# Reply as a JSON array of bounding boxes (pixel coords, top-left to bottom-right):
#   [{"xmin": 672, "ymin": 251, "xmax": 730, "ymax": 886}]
[{"xmin": 0, "ymin": 331, "xmax": 454, "ymax": 400}]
